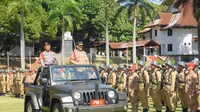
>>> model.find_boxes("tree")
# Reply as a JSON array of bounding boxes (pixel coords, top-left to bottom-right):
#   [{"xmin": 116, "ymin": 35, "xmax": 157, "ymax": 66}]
[
  {"xmin": 8, "ymin": 0, "xmax": 44, "ymax": 70},
  {"xmin": 175, "ymin": 0, "xmax": 200, "ymax": 59},
  {"xmin": 47, "ymin": 0, "xmax": 81, "ymax": 64},
  {"xmin": 116, "ymin": 0, "xmax": 155, "ymax": 63}
]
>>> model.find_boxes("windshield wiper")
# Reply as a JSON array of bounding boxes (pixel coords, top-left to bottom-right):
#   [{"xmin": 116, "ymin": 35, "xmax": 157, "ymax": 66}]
[
  {"xmin": 65, "ymin": 79, "xmax": 85, "ymax": 83},
  {"xmin": 85, "ymin": 78, "xmax": 98, "ymax": 83}
]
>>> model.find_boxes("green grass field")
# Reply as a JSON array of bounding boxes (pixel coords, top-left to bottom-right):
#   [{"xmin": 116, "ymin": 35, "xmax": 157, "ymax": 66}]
[{"xmin": 0, "ymin": 95, "xmax": 183, "ymax": 112}]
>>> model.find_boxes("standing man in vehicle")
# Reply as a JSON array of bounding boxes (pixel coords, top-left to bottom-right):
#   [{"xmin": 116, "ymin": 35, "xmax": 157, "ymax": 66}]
[
  {"xmin": 70, "ymin": 41, "xmax": 89, "ymax": 64},
  {"xmin": 40, "ymin": 42, "xmax": 60, "ymax": 67}
]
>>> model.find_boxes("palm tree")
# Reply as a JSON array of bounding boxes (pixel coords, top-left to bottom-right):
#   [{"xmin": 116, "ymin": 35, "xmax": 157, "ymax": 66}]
[
  {"xmin": 8, "ymin": 0, "xmax": 43, "ymax": 70},
  {"xmin": 175, "ymin": 0, "xmax": 200, "ymax": 58},
  {"xmin": 47, "ymin": 0, "xmax": 81, "ymax": 64},
  {"xmin": 104, "ymin": 0, "xmax": 116, "ymax": 66},
  {"xmin": 116, "ymin": 0, "xmax": 155, "ymax": 63}
]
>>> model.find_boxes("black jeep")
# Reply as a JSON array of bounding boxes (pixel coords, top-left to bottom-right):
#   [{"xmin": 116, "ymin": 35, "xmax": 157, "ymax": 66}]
[{"xmin": 24, "ymin": 65, "xmax": 127, "ymax": 112}]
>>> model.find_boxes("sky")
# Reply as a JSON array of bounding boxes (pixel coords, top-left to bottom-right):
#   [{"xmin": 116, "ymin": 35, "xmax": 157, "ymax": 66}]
[{"xmin": 148, "ymin": 0, "xmax": 164, "ymax": 5}]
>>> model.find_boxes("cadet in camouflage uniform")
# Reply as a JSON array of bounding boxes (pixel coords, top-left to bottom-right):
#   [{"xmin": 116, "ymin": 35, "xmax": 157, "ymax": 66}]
[
  {"xmin": 0, "ymin": 70, "xmax": 6, "ymax": 95},
  {"xmin": 107, "ymin": 65, "xmax": 117, "ymax": 88},
  {"xmin": 191, "ymin": 59, "xmax": 200, "ymax": 112},
  {"xmin": 177, "ymin": 61, "xmax": 188, "ymax": 112},
  {"xmin": 185, "ymin": 62, "xmax": 198, "ymax": 112},
  {"xmin": 150, "ymin": 61, "xmax": 162, "ymax": 112},
  {"xmin": 5, "ymin": 71, "xmax": 10, "ymax": 94},
  {"xmin": 128, "ymin": 65, "xmax": 139, "ymax": 112},
  {"xmin": 163, "ymin": 61, "xmax": 177, "ymax": 112},
  {"xmin": 99, "ymin": 64, "xmax": 108, "ymax": 84},
  {"xmin": 137, "ymin": 61, "xmax": 149, "ymax": 112},
  {"xmin": 116, "ymin": 64, "xmax": 127, "ymax": 92}
]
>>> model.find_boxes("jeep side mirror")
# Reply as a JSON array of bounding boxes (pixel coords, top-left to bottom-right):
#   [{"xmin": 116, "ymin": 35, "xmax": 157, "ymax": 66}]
[
  {"xmin": 40, "ymin": 78, "xmax": 48, "ymax": 85},
  {"xmin": 101, "ymin": 76, "xmax": 106, "ymax": 84}
]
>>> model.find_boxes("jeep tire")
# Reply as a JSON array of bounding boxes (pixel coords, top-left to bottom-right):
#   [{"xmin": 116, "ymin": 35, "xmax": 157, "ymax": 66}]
[
  {"xmin": 52, "ymin": 103, "xmax": 62, "ymax": 112},
  {"xmin": 25, "ymin": 100, "xmax": 35, "ymax": 112}
]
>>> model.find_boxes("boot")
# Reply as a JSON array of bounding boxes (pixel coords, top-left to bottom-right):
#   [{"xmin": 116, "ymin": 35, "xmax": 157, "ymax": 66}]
[
  {"xmin": 156, "ymin": 110, "xmax": 161, "ymax": 112},
  {"xmin": 196, "ymin": 110, "xmax": 200, "ymax": 112},
  {"xmin": 166, "ymin": 106, "xmax": 170, "ymax": 112},
  {"xmin": 143, "ymin": 108, "xmax": 148, "ymax": 112},
  {"xmin": 182, "ymin": 108, "xmax": 188, "ymax": 112}
]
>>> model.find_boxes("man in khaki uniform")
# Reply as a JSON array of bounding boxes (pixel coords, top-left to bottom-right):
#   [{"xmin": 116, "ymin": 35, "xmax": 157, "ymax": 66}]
[
  {"xmin": 5, "ymin": 71, "xmax": 10, "ymax": 94},
  {"xmin": 116, "ymin": 64, "xmax": 127, "ymax": 92},
  {"xmin": 137, "ymin": 61, "xmax": 149, "ymax": 112},
  {"xmin": 8, "ymin": 71, "xmax": 14, "ymax": 95},
  {"xmin": 106, "ymin": 65, "xmax": 116, "ymax": 88},
  {"xmin": 0, "ymin": 70, "xmax": 6, "ymax": 96},
  {"xmin": 177, "ymin": 61, "xmax": 188, "ymax": 112},
  {"xmin": 99, "ymin": 64, "xmax": 108, "ymax": 84},
  {"xmin": 128, "ymin": 66, "xmax": 139, "ymax": 112},
  {"xmin": 185, "ymin": 62, "xmax": 198, "ymax": 112},
  {"xmin": 70, "ymin": 41, "xmax": 89, "ymax": 64},
  {"xmin": 150, "ymin": 61, "xmax": 162, "ymax": 112},
  {"xmin": 163, "ymin": 61, "xmax": 177, "ymax": 112},
  {"xmin": 191, "ymin": 59, "xmax": 200, "ymax": 112}
]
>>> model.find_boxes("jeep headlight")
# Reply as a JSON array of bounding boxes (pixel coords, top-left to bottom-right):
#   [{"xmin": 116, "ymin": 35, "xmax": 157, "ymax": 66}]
[
  {"xmin": 108, "ymin": 90, "xmax": 115, "ymax": 98},
  {"xmin": 73, "ymin": 92, "xmax": 81, "ymax": 99}
]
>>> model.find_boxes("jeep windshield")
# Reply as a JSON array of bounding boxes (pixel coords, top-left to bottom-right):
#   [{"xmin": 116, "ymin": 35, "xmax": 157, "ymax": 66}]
[{"xmin": 51, "ymin": 66, "xmax": 100, "ymax": 82}]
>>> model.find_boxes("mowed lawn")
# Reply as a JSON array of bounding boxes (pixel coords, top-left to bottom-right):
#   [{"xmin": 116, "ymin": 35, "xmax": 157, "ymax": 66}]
[
  {"xmin": 0, "ymin": 95, "xmax": 183, "ymax": 112},
  {"xmin": 0, "ymin": 95, "xmax": 24, "ymax": 112}
]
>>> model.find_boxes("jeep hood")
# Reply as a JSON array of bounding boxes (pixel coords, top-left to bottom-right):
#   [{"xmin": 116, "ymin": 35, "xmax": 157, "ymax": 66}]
[{"xmin": 51, "ymin": 83, "xmax": 113, "ymax": 93}]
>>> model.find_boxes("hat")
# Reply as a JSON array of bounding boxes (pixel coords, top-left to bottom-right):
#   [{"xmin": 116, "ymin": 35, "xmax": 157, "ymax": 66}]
[
  {"xmin": 76, "ymin": 41, "xmax": 84, "ymax": 46},
  {"xmin": 151, "ymin": 61, "xmax": 161, "ymax": 68},
  {"xmin": 165, "ymin": 60, "xmax": 173, "ymax": 66},
  {"xmin": 107, "ymin": 65, "xmax": 113, "ymax": 69},
  {"xmin": 191, "ymin": 59, "xmax": 198, "ymax": 66},
  {"xmin": 177, "ymin": 61, "xmax": 186, "ymax": 67},
  {"xmin": 99, "ymin": 64, "xmax": 105, "ymax": 69},
  {"xmin": 44, "ymin": 42, "xmax": 51, "ymax": 46},
  {"xmin": 118, "ymin": 64, "xmax": 124, "ymax": 69},
  {"xmin": 186, "ymin": 62, "xmax": 196, "ymax": 67},
  {"xmin": 138, "ymin": 61, "xmax": 145, "ymax": 66}
]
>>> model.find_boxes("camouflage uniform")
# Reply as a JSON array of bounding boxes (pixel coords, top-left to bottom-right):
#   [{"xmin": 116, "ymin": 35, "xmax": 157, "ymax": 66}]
[
  {"xmin": 116, "ymin": 64, "xmax": 127, "ymax": 93},
  {"xmin": 177, "ymin": 62, "xmax": 188, "ymax": 111},
  {"xmin": 99, "ymin": 64, "xmax": 108, "ymax": 84},
  {"xmin": 107, "ymin": 65, "xmax": 116, "ymax": 88},
  {"xmin": 150, "ymin": 61, "xmax": 162, "ymax": 112},
  {"xmin": 128, "ymin": 69, "xmax": 139, "ymax": 112},
  {"xmin": 137, "ymin": 61, "xmax": 149, "ymax": 112},
  {"xmin": 0, "ymin": 70, "xmax": 6, "ymax": 94},
  {"xmin": 163, "ymin": 61, "xmax": 177, "ymax": 112},
  {"xmin": 5, "ymin": 71, "xmax": 10, "ymax": 94},
  {"xmin": 185, "ymin": 62, "xmax": 198, "ymax": 112}
]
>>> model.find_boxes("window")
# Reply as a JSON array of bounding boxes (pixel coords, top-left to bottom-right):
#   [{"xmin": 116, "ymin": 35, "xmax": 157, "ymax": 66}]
[
  {"xmin": 184, "ymin": 43, "xmax": 187, "ymax": 45},
  {"xmin": 168, "ymin": 44, "xmax": 173, "ymax": 51},
  {"xmin": 168, "ymin": 29, "xmax": 173, "ymax": 36},
  {"xmin": 155, "ymin": 30, "xmax": 157, "ymax": 36},
  {"xmin": 142, "ymin": 36, "xmax": 146, "ymax": 40},
  {"xmin": 188, "ymin": 43, "xmax": 190, "ymax": 45}
]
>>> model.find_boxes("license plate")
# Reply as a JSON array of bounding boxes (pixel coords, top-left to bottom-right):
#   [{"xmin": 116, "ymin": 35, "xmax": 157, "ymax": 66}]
[{"xmin": 90, "ymin": 99, "xmax": 105, "ymax": 106}]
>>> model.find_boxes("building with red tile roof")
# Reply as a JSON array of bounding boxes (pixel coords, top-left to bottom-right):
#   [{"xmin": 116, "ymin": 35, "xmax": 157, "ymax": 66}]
[{"xmin": 139, "ymin": 1, "xmax": 199, "ymax": 59}]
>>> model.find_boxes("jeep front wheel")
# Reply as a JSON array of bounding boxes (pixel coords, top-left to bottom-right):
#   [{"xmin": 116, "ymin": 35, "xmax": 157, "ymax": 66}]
[
  {"xmin": 52, "ymin": 103, "xmax": 62, "ymax": 112},
  {"xmin": 25, "ymin": 100, "xmax": 35, "ymax": 112}
]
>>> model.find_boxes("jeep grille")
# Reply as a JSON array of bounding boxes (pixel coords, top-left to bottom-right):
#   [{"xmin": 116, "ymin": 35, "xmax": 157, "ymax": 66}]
[{"xmin": 82, "ymin": 91, "xmax": 108, "ymax": 104}]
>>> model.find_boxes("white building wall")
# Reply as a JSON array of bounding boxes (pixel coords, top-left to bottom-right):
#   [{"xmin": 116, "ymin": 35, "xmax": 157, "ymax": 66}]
[{"xmin": 149, "ymin": 27, "xmax": 197, "ymax": 55}]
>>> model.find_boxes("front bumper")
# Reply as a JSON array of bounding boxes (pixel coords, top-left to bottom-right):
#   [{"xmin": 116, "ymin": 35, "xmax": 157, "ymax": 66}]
[{"xmin": 62, "ymin": 103, "xmax": 127, "ymax": 112}]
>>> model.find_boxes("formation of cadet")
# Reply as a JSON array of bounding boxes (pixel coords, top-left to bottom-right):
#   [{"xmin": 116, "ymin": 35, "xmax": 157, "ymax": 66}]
[
  {"xmin": 99, "ymin": 58, "xmax": 200, "ymax": 112},
  {"xmin": 0, "ymin": 69, "xmax": 37, "ymax": 98}
]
